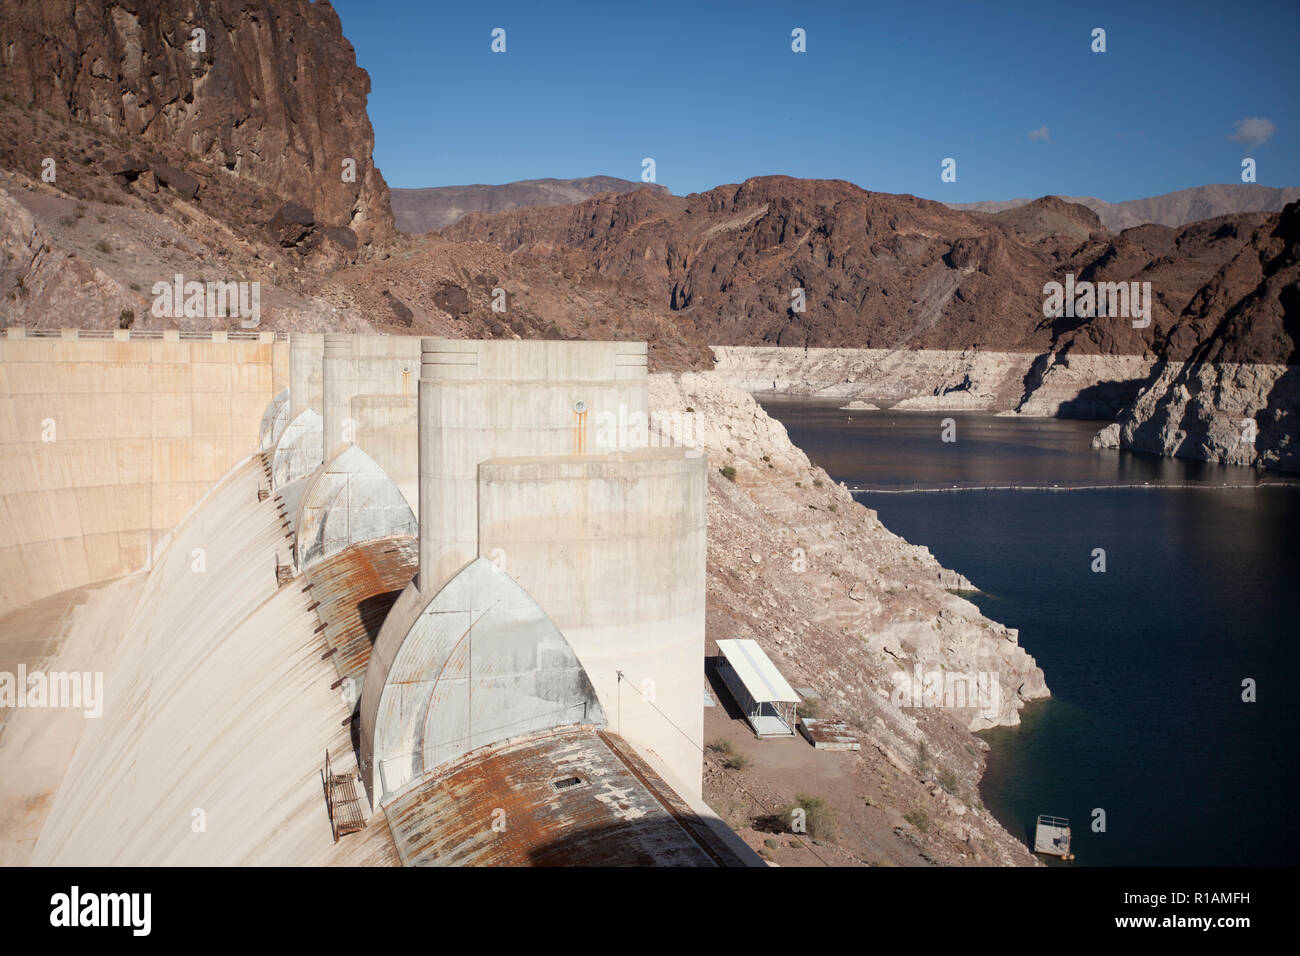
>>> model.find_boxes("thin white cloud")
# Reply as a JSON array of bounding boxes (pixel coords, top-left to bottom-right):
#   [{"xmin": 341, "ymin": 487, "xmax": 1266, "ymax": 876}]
[
  {"xmin": 1027, "ymin": 126, "xmax": 1051, "ymax": 142},
  {"xmin": 1228, "ymin": 117, "xmax": 1276, "ymax": 147}
]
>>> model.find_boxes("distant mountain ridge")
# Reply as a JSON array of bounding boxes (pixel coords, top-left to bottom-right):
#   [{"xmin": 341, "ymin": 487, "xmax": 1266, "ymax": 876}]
[
  {"xmin": 438, "ymin": 176, "xmax": 1289, "ymax": 361},
  {"xmin": 950, "ymin": 184, "xmax": 1300, "ymax": 232},
  {"xmin": 392, "ymin": 176, "xmax": 669, "ymax": 233}
]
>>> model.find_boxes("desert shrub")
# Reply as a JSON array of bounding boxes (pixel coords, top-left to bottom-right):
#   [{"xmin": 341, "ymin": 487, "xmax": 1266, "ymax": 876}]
[
  {"xmin": 938, "ymin": 768, "xmax": 960, "ymax": 796},
  {"xmin": 719, "ymin": 465, "xmax": 736, "ymax": 482},
  {"xmin": 779, "ymin": 793, "xmax": 836, "ymax": 841},
  {"xmin": 95, "ymin": 239, "xmax": 112, "ymax": 253},
  {"xmin": 905, "ymin": 808, "xmax": 930, "ymax": 832},
  {"xmin": 915, "ymin": 740, "xmax": 930, "ymax": 775}
]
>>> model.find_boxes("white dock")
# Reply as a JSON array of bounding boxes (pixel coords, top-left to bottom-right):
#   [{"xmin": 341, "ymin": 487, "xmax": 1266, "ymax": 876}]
[{"xmin": 1033, "ymin": 815, "xmax": 1074, "ymax": 859}]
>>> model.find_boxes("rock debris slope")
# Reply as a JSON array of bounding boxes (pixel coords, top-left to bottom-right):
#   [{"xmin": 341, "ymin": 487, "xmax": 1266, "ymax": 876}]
[{"xmin": 652, "ymin": 372, "xmax": 1048, "ymax": 865}]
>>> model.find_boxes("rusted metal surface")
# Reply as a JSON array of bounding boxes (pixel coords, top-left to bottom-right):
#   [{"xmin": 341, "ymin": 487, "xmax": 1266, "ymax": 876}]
[
  {"xmin": 797, "ymin": 717, "xmax": 861, "ymax": 751},
  {"xmin": 384, "ymin": 727, "xmax": 749, "ymax": 867},
  {"xmin": 325, "ymin": 750, "xmax": 367, "ymax": 842},
  {"xmin": 304, "ymin": 534, "xmax": 417, "ymax": 687},
  {"xmin": 275, "ymin": 549, "xmax": 294, "ymax": 587}
]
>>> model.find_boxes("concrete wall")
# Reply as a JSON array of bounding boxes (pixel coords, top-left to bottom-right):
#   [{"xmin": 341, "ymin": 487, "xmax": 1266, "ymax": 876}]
[
  {"xmin": 30, "ymin": 459, "xmax": 390, "ymax": 865},
  {"xmin": 0, "ymin": 329, "xmax": 283, "ymax": 614},
  {"xmin": 351, "ymin": 395, "xmax": 419, "ymax": 511},
  {"xmin": 477, "ymin": 449, "xmax": 707, "ymax": 797},
  {"xmin": 340, "ymin": 335, "xmax": 420, "ymax": 508},
  {"xmin": 287, "ymin": 332, "xmax": 420, "ymax": 507},
  {"xmin": 288, "ymin": 333, "xmax": 323, "ymax": 420},
  {"xmin": 418, "ymin": 338, "xmax": 648, "ymax": 594}
]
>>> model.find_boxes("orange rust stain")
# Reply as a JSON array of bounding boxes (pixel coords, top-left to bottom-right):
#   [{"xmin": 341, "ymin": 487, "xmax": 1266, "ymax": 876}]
[{"xmin": 574, "ymin": 408, "xmax": 587, "ymax": 455}]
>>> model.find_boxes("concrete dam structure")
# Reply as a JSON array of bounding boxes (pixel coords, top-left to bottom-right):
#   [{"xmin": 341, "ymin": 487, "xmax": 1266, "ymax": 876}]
[
  {"xmin": 0, "ymin": 329, "xmax": 750, "ymax": 866},
  {"xmin": 0, "ymin": 328, "xmax": 283, "ymax": 615}
]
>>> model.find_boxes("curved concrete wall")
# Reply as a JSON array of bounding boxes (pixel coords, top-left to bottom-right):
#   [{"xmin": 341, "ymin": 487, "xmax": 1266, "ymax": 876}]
[
  {"xmin": 271, "ymin": 409, "xmax": 322, "ymax": 488},
  {"xmin": 30, "ymin": 459, "xmax": 367, "ymax": 865},
  {"xmin": 362, "ymin": 557, "xmax": 606, "ymax": 804},
  {"xmin": 258, "ymin": 389, "xmax": 290, "ymax": 451},
  {"xmin": 0, "ymin": 329, "xmax": 283, "ymax": 615},
  {"xmin": 294, "ymin": 445, "xmax": 417, "ymax": 570}
]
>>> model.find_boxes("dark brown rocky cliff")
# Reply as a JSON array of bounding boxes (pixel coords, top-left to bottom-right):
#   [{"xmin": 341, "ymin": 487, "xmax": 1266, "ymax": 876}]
[{"xmin": 0, "ymin": 0, "xmax": 393, "ymax": 246}]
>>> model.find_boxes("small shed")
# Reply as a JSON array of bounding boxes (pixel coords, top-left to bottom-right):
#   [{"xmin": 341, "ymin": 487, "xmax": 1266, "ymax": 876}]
[{"xmin": 714, "ymin": 639, "xmax": 800, "ymax": 737}]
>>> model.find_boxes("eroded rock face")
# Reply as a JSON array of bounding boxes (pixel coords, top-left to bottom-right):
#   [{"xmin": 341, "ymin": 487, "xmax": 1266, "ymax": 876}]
[
  {"xmin": 444, "ymin": 175, "xmax": 1277, "ymax": 365},
  {"xmin": 651, "ymin": 371, "xmax": 1047, "ymax": 863},
  {"xmin": 0, "ymin": 0, "xmax": 393, "ymax": 246},
  {"xmin": 0, "ymin": 186, "xmax": 138, "ymax": 324},
  {"xmin": 650, "ymin": 371, "xmax": 1050, "ymax": 731},
  {"xmin": 1110, "ymin": 203, "xmax": 1300, "ymax": 472}
]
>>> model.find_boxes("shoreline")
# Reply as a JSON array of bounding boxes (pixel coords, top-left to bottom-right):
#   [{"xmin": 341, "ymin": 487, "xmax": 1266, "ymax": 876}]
[{"xmin": 852, "ymin": 481, "xmax": 1300, "ymax": 494}]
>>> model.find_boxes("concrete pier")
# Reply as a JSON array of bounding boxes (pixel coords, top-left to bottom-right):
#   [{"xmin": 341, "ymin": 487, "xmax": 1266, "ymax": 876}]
[
  {"xmin": 321, "ymin": 333, "xmax": 353, "ymax": 462},
  {"xmin": 416, "ymin": 337, "xmax": 649, "ymax": 596},
  {"xmin": 288, "ymin": 332, "xmax": 323, "ymax": 420}
]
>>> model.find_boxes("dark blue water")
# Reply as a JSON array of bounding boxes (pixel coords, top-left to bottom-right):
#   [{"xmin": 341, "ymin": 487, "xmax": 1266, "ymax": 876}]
[{"xmin": 762, "ymin": 401, "xmax": 1300, "ymax": 866}]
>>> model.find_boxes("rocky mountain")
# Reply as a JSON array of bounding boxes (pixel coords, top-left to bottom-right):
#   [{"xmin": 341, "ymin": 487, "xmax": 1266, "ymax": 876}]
[
  {"xmin": 392, "ymin": 176, "xmax": 668, "ymax": 233},
  {"xmin": 951, "ymin": 184, "xmax": 1300, "ymax": 232},
  {"xmin": 440, "ymin": 176, "xmax": 1275, "ymax": 361},
  {"xmin": 1101, "ymin": 201, "xmax": 1299, "ymax": 471},
  {"xmin": 0, "ymin": 0, "xmax": 393, "ymax": 247}
]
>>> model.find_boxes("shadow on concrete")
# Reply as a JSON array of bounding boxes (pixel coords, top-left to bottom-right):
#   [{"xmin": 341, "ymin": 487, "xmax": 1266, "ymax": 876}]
[{"xmin": 524, "ymin": 817, "xmax": 741, "ymax": 867}]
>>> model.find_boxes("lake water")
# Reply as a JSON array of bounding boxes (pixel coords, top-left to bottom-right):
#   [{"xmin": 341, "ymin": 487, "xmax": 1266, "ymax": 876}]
[{"xmin": 761, "ymin": 399, "xmax": 1300, "ymax": 866}]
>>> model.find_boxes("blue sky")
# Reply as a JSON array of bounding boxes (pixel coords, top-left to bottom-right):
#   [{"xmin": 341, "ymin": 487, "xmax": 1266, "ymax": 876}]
[{"xmin": 332, "ymin": 0, "xmax": 1299, "ymax": 202}]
